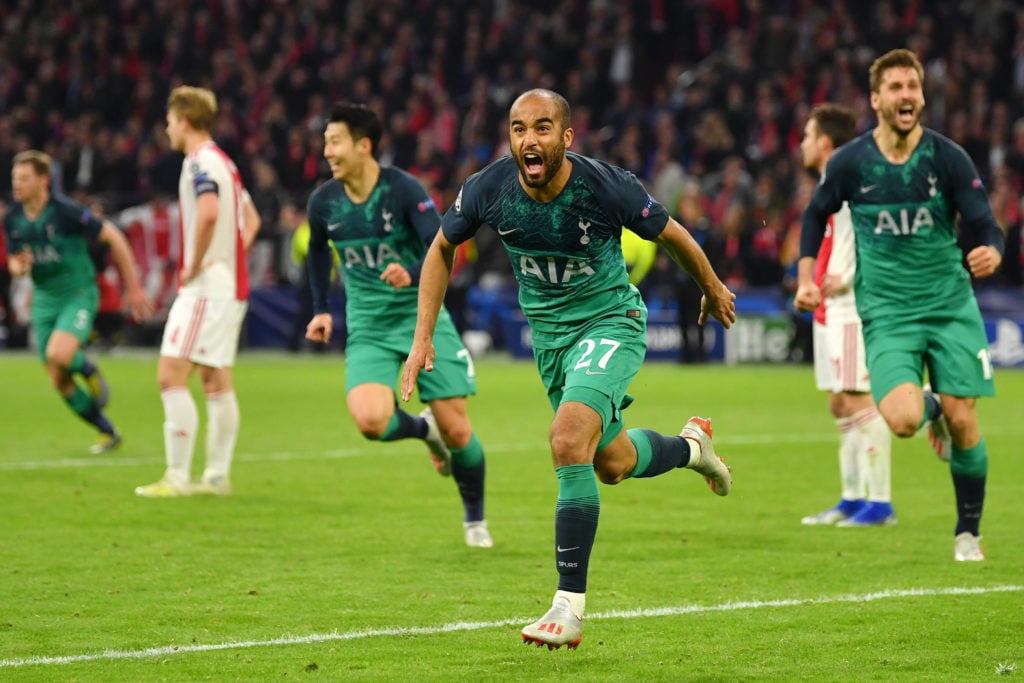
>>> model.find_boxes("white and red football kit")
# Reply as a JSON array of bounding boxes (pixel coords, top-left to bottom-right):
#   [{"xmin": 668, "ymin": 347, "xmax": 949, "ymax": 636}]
[
  {"xmin": 812, "ymin": 202, "xmax": 870, "ymax": 393},
  {"xmin": 161, "ymin": 141, "xmax": 249, "ymax": 367}
]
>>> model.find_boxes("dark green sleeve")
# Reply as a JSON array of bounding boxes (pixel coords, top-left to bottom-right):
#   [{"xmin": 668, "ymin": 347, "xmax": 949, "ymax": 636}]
[
  {"xmin": 398, "ymin": 172, "xmax": 442, "ymax": 284},
  {"xmin": 306, "ymin": 193, "xmax": 334, "ymax": 315},
  {"xmin": 945, "ymin": 142, "xmax": 1005, "ymax": 255},
  {"xmin": 800, "ymin": 153, "xmax": 848, "ymax": 258},
  {"xmin": 55, "ymin": 197, "xmax": 104, "ymax": 240}
]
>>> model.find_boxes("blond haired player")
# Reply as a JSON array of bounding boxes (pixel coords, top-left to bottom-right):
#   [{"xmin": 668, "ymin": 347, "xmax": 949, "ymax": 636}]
[{"xmin": 136, "ymin": 86, "xmax": 260, "ymax": 498}]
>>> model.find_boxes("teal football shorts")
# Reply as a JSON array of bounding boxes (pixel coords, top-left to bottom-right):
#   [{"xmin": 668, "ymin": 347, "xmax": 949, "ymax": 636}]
[
  {"xmin": 863, "ymin": 296, "xmax": 995, "ymax": 402},
  {"xmin": 534, "ymin": 313, "xmax": 647, "ymax": 442},
  {"xmin": 345, "ymin": 316, "xmax": 476, "ymax": 401},
  {"xmin": 31, "ymin": 287, "xmax": 98, "ymax": 359}
]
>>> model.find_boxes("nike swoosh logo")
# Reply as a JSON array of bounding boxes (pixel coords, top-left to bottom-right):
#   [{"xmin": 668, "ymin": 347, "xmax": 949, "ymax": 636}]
[
  {"xmin": 327, "ymin": 222, "xmax": 343, "ymax": 231},
  {"xmin": 496, "ymin": 227, "xmax": 519, "ymax": 235},
  {"xmin": 859, "ymin": 185, "xmax": 878, "ymax": 194},
  {"xmin": 556, "ymin": 545, "xmax": 580, "ymax": 552},
  {"xmin": 584, "ymin": 369, "xmax": 607, "ymax": 375}
]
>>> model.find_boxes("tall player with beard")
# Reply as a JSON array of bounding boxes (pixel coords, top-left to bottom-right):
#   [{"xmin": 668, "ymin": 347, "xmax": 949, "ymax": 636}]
[
  {"xmin": 136, "ymin": 86, "xmax": 260, "ymax": 498},
  {"xmin": 798, "ymin": 49, "xmax": 1005, "ymax": 561},
  {"xmin": 401, "ymin": 89, "xmax": 736, "ymax": 649},
  {"xmin": 797, "ymin": 104, "xmax": 895, "ymax": 528},
  {"xmin": 304, "ymin": 103, "xmax": 492, "ymax": 549}
]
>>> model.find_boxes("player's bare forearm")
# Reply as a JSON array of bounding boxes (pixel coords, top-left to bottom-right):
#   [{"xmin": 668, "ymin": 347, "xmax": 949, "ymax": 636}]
[
  {"xmin": 100, "ymin": 222, "xmax": 153, "ymax": 320},
  {"xmin": 401, "ymin": 232, "xmax": 453, "ymax": 401},
  {"xmin": 657, "ymin": 219, "xmax": 736, "ymax": 328},
  {"xmin": 241, "ymin": 191, "xmax": 261, "ymax": 251},
  {"xmin": 411, "ymin": 231, "xmax": 454, "ymax": 345},
  {"xmin": 657, "ymin": 219, "xmax": 718, "ymax": 291}
]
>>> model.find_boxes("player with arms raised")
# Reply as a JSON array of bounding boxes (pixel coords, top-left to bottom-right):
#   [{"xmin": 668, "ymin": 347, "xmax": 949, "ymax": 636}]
[
  {"xmin": 798, "ymin": 49, "xmax": 1004, "ymax": 561},
  {"xmin": 402, "ymin": 89, "xmax": 736, "ymax": 649}
]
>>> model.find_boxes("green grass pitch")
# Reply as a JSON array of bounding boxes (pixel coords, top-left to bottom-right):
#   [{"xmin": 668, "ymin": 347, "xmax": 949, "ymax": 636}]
[{"xmin": 1, "ymin": 351, "xmax": 1021, "ymax": 681}]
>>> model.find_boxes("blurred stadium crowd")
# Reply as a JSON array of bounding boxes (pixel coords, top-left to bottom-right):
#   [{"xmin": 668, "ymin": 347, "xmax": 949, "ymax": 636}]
[{"xmin": 1, "ymin": 0, "xmax": 1022, "ymax": 348}]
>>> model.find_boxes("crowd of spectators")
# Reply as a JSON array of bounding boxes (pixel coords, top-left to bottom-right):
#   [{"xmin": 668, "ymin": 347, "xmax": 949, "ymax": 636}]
[{"xmin": 1, "ymin": 0, "xmax": 1022, "ymax": 346}]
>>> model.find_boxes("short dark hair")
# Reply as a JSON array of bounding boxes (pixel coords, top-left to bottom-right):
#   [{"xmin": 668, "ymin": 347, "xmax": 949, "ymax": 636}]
[
  {"xmin": 329, "ymin": 102, "xmax": 383, "ymax": 157},
  {"xmin": 869, "ymin": 48, "xmax": 924, "ymax": 93},
  {"xmin": 809, "ymin": 103, "xmax": 857, "ymax": 149}
]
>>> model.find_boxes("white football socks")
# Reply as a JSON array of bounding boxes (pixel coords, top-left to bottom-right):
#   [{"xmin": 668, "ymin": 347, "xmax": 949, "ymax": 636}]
[
  {"xmin": 203, "ymin": 390, "xmax": 239, "ymax": 482},
  {"xmin": 161, "ymin": 387, "xmax": 198, "ymax": 487},
  {"xmin": 836, "ymin": 414, "xmax": 864, "ymax": 501},
  {"xmin": 857, "ymin": 407, "xmax": 892, "ymax": 502}
]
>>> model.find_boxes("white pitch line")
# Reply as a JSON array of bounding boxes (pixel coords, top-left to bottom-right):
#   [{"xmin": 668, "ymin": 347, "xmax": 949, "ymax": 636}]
[
  {"xmin": 3, "ymin": 426, "xmax": 1021, "ymax": 472},
  {"xmin": 0, "ymin": 433, "xmax": 845, "ymax": 472},
  {"xmin": 0, "ymin": 585, "xmax": 1018, "ymax": 669}
]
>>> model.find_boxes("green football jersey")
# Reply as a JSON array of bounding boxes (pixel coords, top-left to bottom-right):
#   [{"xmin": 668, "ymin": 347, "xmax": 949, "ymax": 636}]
[
  {"xmin": 2, "ymin": 195, "xmax": 103, "ymax": 298},
  {"xmin": 307, "ymin": 166, "xmax": 443, "ymax": 339},
  {"xmin": 802, "ymin": 128, "xmax": 999, "ymax": 321},
  {"xmin": 443, "ymin": 153, "xmax": 669, "ymax": 349}
]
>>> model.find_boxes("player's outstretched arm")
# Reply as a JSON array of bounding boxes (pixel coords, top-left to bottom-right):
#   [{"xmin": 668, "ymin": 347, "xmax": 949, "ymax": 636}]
[
  {"xmin": 401, "ymin": 229, "xmax": 456, "ymax": 402},
  {"xmin": 655, "ymin": 218, "xmax": 736, "ymax": 329},
  {"xmin": 100, "ymin": 221, "xmax": 153, "ymax": 321}
]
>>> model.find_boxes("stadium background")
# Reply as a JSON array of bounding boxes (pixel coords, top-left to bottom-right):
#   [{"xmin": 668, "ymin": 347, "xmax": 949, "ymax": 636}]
[{"xmin": 1, "ymin": 0, "xmax": 1021, "ymax": 363}]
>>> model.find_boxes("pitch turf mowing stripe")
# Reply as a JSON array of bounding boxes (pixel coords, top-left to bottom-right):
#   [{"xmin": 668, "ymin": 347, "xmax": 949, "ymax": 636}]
[
  {"xmin": 0, "ymin": 430, "xmax": 928, "ymax": 471},
  {"xmin": 7, "ymin": 424, "xmax": 1024, "ymax": 472},
  {"xmin": 1, "ymin": 585, "xmax": 1019, "ymax": 669}
]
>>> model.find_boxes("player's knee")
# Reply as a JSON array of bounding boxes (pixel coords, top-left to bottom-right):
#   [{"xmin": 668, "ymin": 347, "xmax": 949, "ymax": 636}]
[
  {"xmin": 883, "ymin": 414, "xmax": 918, "ymax": 438},
  {"xmin": 548, "ymin": 431, "xmax": 590, "ymax": 467},
  {"xmin": 438, "ymin": 419, "xmax": 472, "ymax": 450},
  {"xmin": 827, "ymin": 393, "xmax": 846, "ymax": 419},
  {"xmin": 352, "ymin": 414, "xmax": 389, "ymax": 440},
  {"xmin": 593, "ymin": 461, "xmax": 627, "ymax": 485},
  {"xmin": 943, "ymin": 400, "xmax": 977, "ymax": 439},
  {"xmin": 44, "ymin": 351, "xmax": 72, "ymax": 373},
  {"xmin": 44, "ymin": 365, "xmax": 68, "ymax": 390}
]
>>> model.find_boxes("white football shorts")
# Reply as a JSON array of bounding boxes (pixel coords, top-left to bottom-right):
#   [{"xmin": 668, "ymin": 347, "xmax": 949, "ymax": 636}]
[
  {"xmin": 812, "ymin": 318, "xmax": 870, "ymax": 394},
  {"xmin": 161, "ymin": 293, "xmax": 247, "ymax": 368}
]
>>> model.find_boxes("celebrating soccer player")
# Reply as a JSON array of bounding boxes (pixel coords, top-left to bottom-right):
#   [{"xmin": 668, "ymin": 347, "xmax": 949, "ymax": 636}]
[
  {"xmin": 798, "ymin": 49, "xmax": 1005, "ymax": 561},
  {"xmin": 304, "ymin": 102, "xmax": 493, "ymax": 549},
  {"xmin": 796, "ymin": 103, "xmax": 895, "ymax": 528},
  {"xmin": 3, "ymin": 150, "xmax": 151, "ymax": 454},
  {"xmin": 401, "ymin": 89, "xmax": 736, "ymax": 649}
]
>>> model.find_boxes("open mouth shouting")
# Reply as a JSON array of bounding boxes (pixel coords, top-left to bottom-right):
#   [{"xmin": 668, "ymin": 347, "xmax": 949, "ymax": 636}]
[
  {"xmin": 896, "ymin": 103, "xmax": 916, "ymax": 127},
  {"xmin": 522, "ymin": 151, "xmax": 544, "ymax": 179}
]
